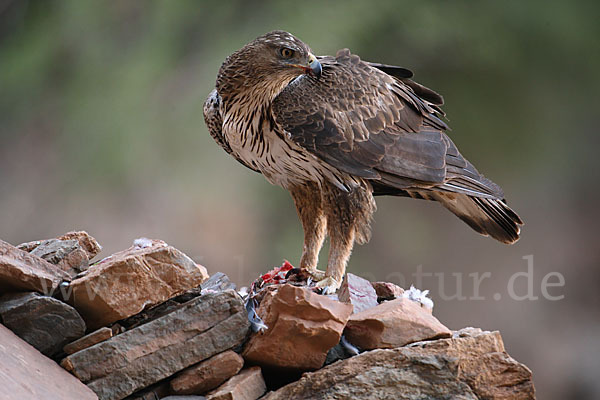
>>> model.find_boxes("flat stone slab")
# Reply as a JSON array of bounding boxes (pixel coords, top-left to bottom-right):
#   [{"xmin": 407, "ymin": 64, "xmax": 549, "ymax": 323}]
[
  {"xmin": 170, "ymin": 350, "xmax": 244, "ymax": 395},
  {"xmin": 64, "ymin": 327, "xmax": 113, "ymax": 355},
  {"xmin": 61, "ymin": 290, "xmax": 249, "ymax": 400},
  {"xmin": 0, "ymin": 292, "xmax": 86, "ymax": 356},
  {"xmin": 0, "ymin": 324, "xmax": 98, "ymax": 400}
]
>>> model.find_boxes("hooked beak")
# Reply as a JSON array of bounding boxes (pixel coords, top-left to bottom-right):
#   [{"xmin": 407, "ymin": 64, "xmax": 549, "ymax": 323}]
[
  {"xmin": 307, "ymin": 53, "xmax": 322, "ymax": 79},
  {"xmin": 292, "ymin": 53, "xmax": 322, "ymax": 79}
]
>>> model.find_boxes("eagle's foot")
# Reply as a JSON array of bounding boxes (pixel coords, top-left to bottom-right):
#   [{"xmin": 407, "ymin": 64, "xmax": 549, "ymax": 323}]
[
  {"xmin": 304, "ymin": 267, "xmax": 326, "ymax": 282},
  {"xmin": 315, "ymin": 276, "xmax": 342, "ymax": 295}
]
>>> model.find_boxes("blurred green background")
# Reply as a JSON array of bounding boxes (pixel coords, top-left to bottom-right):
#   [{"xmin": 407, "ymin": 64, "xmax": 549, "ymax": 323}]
[{"xmin": 1, "ymin": 1, "xmax": 598, "ymax": 398}]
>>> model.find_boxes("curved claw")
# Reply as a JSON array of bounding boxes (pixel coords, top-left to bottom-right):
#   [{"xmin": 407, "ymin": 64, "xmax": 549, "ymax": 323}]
[{"xmin": 315, "ymin": 276, "xmax": 342, "ymax": 294}]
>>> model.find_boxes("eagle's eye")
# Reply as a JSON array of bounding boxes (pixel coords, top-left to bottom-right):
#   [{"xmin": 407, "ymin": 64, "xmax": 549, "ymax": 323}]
[{"xmin": 279, "ymin": 47, "xmax": 295, "ymax": 59}]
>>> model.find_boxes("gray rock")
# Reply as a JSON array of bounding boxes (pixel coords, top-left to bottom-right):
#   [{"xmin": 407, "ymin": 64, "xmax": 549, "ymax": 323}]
[
  {"xmin": 18, "ymin": 231, "xmax": 102, "ymax": 260},
  {"xmin": 42, "ymin": 240, "xmax": 91, "ymax": 277},
  {"xmin": 324, "ymin": 335, "xmax": 360, "ymax": 366},
  {"xmin": 19, "ymin": 237, "xmax": 91, "ymax": 277},
  {"xmin": 201, "ymin": 272, "xmax": 236, "ymax": 293},
  {"xmin": 161, "ymin": 397, "xmax": 206, "ymax": 400},
  {"xmin": 61, "ymin": 290, "xmax": 250, "ymax": 400},
  {"xmin": 124, "ymin": 380, "xmax": 171, "ymax": 400},
  {"xmin": 0, "ymin": 292, "xmax": 86, "ymax": 356},
  {"xmin": 16, "ymin": 239, "xmax": 43, "ymax": 252},
  {"xmin": 57, "ymin": 231, "xmax": 102, "ymax": 259},
  {"xmin": 30, "ymin": 239, "xmax": 80, "ymax": 264},
  {"xmin": 118, "ymin": 299, "xmax": 181, "ymax": 330},
  {"xmin": 17, "ymin": 231, "xmax": 102, "ymax": 277}
]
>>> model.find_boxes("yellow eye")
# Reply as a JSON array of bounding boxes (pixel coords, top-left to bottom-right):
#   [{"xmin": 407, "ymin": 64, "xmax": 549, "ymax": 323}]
[{"xmin": 280, "ymin": 48, "xmax": 295, "ymax": 58}]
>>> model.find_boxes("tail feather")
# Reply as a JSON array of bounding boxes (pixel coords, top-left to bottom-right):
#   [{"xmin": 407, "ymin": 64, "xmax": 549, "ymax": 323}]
[{"xmin": 409, "ymin": 191, "xmax": 523, "ymax": 244}]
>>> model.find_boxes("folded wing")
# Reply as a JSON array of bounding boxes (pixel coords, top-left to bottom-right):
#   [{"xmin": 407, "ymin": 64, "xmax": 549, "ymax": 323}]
[{"xmin": 272, "ymin": 49, "xmax": 522, "ymax": 243}]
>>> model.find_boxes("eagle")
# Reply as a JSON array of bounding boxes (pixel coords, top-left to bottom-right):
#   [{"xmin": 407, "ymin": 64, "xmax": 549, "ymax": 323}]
[{"xmin": 204, "ymin": 31, "xmax": 523, "ymax": 293}]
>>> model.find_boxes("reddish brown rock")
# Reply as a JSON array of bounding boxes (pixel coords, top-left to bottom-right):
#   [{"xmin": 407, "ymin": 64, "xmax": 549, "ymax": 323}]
[
  {"xmin": 242, "ymin": 284, "xmax": 352, "ymax": 371},
  {"xmin": 344, "ymin": 297, "xmax": 451, "ymax": 350},
  {"xmin": 0, "ymin": 292, "xmax": 86, "ymax": 356},
  {"xmin": 61, "ymin": 290, "xmax": 249, "ymax": 400},
  {"xmin": 170, "ymin": 350, "xmax": 244, "ymax": 395},
  {"xmin": 206, "ymin": 367, "xmax": 266, "ymax": 400},
  {"xmin": 58, "ymin": 231, "xmax": 102, "ymax": 259},
  {"xmin": 371, "ymin": 281, "xmax": 404, "ymax": 301},
  {"xmin": 0, "ymin": 239, "xmax": 69, "ymax": 295},
  {"xmin": 57, "ymin": 247, "xmax": 90, "ymax": 275},
  {"xmin": 262, "ymin": 329, "xmax": 535, "ymax": 400},
  {"xmin": 63, "ymin": 327, "xmax": 113, "ymax": 355},
  {"xmin": 338, "ymin": 273, "xmax": 378, "ymax": 313},
  {"xmin": 65, "ymin": 239, "xmax": 209, "ymax": 330},
  {"xmin": 415, "ymin": 327, "xmax": 536, "ymax": 399},
  {"xmin": 0, "ymin": 324, "xmax": 98, "ymax": 400}
]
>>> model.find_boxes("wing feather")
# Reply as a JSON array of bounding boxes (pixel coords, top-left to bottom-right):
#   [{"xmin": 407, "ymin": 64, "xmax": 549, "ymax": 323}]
[
  {"xmin": 272, "ymin": 49, "xmax": 507, "ymax": 200},
  {"xmin": 271, "ymin": 49, "xmax": 522, "ymax": 242}
]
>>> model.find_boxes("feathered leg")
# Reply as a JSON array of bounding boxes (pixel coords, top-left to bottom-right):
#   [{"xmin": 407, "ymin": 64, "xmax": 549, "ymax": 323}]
[
  {"xmin": 319, "ymin": 181, "xmax": 376, "ymax": 293},
  {"xmin": 290, "ymin": 182, "xmax": 327, "ymax": 275}
]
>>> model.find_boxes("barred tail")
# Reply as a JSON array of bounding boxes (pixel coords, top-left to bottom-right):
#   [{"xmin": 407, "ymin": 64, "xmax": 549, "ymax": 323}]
[{"xmin": 430, "ymin": 192, "xmax": 523, "ymax": 244}]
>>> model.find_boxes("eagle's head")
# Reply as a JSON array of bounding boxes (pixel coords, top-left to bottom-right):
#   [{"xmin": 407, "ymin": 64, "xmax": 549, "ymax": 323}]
[{"xmin": 216, "ymin": 31, "xmax": 321, "ymax": 102}]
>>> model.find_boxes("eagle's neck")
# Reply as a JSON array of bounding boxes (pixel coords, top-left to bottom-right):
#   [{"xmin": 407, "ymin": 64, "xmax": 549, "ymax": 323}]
[
  {"xmin": 220, "ymin": 75, "xmax": 293, "ymax": 146},
  {"xmin": 218, "ymin": 80, "xmax": 287, "ymax": 163},
  {"xmin": 221, "ymin": 77, "xmax": 289, "ymax": 115}
]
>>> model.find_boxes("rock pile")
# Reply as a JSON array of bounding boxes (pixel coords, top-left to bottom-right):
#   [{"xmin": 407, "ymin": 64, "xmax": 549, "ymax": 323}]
[{"xmin": 0, "ymin": 231, "xmax": 536, "ymax": 400}]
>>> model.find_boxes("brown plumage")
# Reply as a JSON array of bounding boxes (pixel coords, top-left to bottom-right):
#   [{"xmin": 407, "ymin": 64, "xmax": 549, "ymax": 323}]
[{"xmin": 204, "ymin": 31, "xmax": 523, "ymax": 293}]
